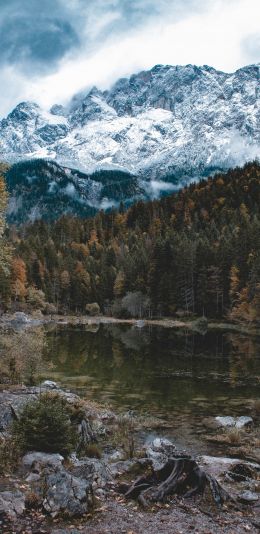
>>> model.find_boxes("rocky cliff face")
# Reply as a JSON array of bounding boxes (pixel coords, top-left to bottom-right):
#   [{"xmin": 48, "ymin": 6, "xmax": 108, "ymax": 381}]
[{"xmin": 1, "ymin": 64, "xmax": 259, "ymax": 183}]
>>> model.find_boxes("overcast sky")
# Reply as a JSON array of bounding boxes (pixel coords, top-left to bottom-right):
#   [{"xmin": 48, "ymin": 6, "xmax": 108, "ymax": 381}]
[{"xmin": 0, "ymin": 0, "xmax": 259, "ymax": 117}]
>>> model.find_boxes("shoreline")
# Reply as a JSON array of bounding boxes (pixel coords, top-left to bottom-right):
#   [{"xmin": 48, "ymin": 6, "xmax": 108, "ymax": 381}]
[
  {"xmin": 1, "ymin": 312, "xmax": 259, "ymax": 337},
  {"xmin": 0, "ymin": 382, "xmax": 259, "ymax": 533}
]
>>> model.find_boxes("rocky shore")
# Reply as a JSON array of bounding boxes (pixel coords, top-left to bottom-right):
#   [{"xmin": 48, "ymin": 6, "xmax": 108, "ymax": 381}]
[{"xmin": 0, "ymin": 381, "xmax": 259, "ymax": 533}]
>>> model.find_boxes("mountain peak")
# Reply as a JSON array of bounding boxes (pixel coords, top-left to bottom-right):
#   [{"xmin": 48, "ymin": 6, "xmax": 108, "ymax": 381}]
[
  {"xmin": 0, "ymin": 63, "xmax": 259, "ymax": 179},
  {"xmin": 7, "ymin": 101, "xmax": 40, "ymax": 121}
]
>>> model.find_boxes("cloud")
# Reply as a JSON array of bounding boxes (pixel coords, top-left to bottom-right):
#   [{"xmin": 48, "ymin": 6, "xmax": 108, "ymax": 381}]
[
  {"xmin": 0, "ymin": 0, "xmax": 80, "ymax": 73},
  {"xmin": 242, "ymin": 32, "xmax": 260, "ymax": 64},
  {"xmin": 0, "ymin": 17, "xmax": 78, "ymax": 73},
  {"xmin": 0, "ymin": 0, "xmax": 259, "ymax": 116}
]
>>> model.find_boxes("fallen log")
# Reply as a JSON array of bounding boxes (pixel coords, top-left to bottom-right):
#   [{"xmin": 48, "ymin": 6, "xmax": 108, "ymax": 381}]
[{"xmin": 124, "ymin": 457, "xmax": 230, "ymax": 508}]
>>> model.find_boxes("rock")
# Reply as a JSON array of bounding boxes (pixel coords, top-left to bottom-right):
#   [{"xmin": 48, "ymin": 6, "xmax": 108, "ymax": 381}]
[
  {"xmin": 13, "ymin": 312, "xmax": 29, "ymax": 323},
  {"xmin": 41, "ymin": 467, "xmax": 93, "ymax": 517},
  {"xmin": 215, "ymin": 416, "xmax": 236, "ymax": 427},
  {"xmin": 22, "ymin": 452, "xmax": 64, "ymax": 472},
  {"xmin": 200, "ymin": 455, "xmax": 260, "ymax": 480},
  {"xmin": 69, "ymin": 457, "xmax": 113, "ymax": 489},
  {"xmin": 236, "ymin": 416, "xmax": 253, "ymax": 429},
  {"xmin": 106, "ymin": 449, "xmax": 125, "ymax": 461},
  {"xmin": 238, "ymin": 490, "xmax": 259, "ymax": 503},
  {"xmin": 202, "ymin": 417, "xmax": 223, "ymax": 430},
  {"xmin": 40, "ymin": 380, "xmax": 58, "ymax": 390},
  {"xmin": 145, "ymin": 437, "xmax": 179, "ymax": 470},
  {"xmin": 215, "ymin": 416, "xmax": 253, "ymax": 428},
  {"xmin": 25, "ymin": 473, "xmax": 41, "ymax": 483},
  {"xmin": 0, "ymin": 391, "xmax": 37, "ymax": 432},
  {"xmin": 135, "ymin": 320, "xmax": 145, "ymax": 328},
  {"xmin": 0, "ymin": 490, "xmax": 25, "ymax": 519},
  {"xmin": 190, "ymin": 316, "xmax": 208, "ymax": 334},
  {"xmin": 109, "ymin": 458, "xmax": 151, "ymax": 477}
]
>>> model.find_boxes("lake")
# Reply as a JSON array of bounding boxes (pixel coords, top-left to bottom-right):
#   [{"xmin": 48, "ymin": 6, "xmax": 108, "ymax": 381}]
[{"xmin": 43, "ymin": 323, "xmax": 260, "ymax": 454}]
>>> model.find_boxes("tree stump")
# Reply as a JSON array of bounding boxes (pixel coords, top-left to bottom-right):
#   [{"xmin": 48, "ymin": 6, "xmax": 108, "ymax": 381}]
[{"xmin": 124, "ymin": 457, "xmax": 229, "ymax": 508}]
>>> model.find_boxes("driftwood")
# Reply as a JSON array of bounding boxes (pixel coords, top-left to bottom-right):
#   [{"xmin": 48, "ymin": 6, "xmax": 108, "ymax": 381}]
[{"xmin": 124, "ymin": 458, "xmax": 229, "ymax": 508}]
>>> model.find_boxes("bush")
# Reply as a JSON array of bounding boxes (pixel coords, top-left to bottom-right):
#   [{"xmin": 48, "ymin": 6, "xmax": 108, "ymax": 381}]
[
  {"xmin": 13, "ymin": 393, "xmax": 76, "ymax": 456},
  {"xmin": 0, "ymin": 435, "xmax": 21, "ymax": 474},
  {"xmin": 85, "ymin": 302, "xmax": 100, "ymax": 316},
  {"xmin": 44, "ymin": 302, "xmax": 58, "ymax": 315}
]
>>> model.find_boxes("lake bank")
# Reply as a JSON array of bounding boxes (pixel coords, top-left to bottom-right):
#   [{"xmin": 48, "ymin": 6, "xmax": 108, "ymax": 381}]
[
  {"xmin": 0, "ymin": 382, "xmax": 259, "ymax": 533},
  {"xmin": 1, "ymin": 311, "xmax": 259, "ymax": 337}
]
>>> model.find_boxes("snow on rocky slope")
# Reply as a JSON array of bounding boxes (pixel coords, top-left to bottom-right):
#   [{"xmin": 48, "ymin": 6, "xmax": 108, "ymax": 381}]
[{"xmin": 0, "ymin": 63, "xmax": 259, "ymax": 185}]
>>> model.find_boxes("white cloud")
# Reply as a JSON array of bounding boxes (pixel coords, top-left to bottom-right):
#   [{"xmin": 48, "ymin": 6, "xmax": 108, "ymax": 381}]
[{"xmin": 0, "ymin": 0, "xmax": 259, "ymax": 117}]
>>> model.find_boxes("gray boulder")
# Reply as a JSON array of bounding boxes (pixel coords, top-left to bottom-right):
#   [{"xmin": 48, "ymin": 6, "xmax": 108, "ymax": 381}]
[
  {"xmin": 42, "ymin": 468, "xmax": 93, "ymax": 517},
  {"xmin": 22, "ymin": 452, "xmax": 64, "ymax": 471},
  {"xmin": 215, "ymin": 416, "xmax": 253, "ymax": 429},
  {"xmin": 238, "ymin": 490, "xmax": 259, "ymax": 503},
  {"xmin": 69, "ymin": 457, "xmax": 113, "ymax": 490},
  {"xmin": 236, "ymin": 416, "xmax": 253, "ymax": 429},
  {"xmin": 200, "ymin": 455, "xmax": 260, "ymax": 480},
  {"xmin": 13, "ymin": 312, "xmax": 29, "ymax": 324},
  {"xmin": 0, "ymin": 490, "xmax": 25, "ymax": 519},
  {"xmin": 145, "ymin": 437, "xmax": 179, "ymax": 469},
  {"xmin": 40, "ymin": 380, "xmax": 58, "ymax": 390},
  {"xmin": 0, "ymin": 390, "xmax": 37, "ymax": 432}
]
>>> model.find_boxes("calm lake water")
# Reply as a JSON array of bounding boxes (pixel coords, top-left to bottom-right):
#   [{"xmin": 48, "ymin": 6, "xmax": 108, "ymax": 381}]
[{"xmin": 44, "ymin": 324, "xmax": 260, "ymax": 453}]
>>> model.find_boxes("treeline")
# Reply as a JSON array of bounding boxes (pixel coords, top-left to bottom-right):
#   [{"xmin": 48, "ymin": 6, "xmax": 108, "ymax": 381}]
[{"xmin": 1, "ymin": 161, "xmax": 260, "ymax": 322}]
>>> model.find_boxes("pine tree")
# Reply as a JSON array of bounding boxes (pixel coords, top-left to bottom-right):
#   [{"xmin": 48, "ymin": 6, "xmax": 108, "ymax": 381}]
[{"xmin": 0, "ymin": 175, "xmax": 12, "ymax": 306}]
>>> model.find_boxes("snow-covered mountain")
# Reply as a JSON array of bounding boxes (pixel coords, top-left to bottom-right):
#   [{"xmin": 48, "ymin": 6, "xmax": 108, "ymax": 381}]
[{"xmin": 1, "ymin": 64, "xmax": 259, "ymax": 185}]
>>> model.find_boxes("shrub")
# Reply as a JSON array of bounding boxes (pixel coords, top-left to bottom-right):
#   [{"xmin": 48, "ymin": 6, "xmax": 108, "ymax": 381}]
[
  {"xmin": 85, "ymin": 302, "xmax": 100, "ymax": 316},
  {"xmin": 0, "ymin": 435, "xmax": 21, "ymax": 474},
  {"xmin": 13, "ymin": 393, "xmax": 76, "ymax": 456}
]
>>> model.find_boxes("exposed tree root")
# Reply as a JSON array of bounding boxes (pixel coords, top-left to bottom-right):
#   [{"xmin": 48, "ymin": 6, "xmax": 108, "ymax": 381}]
[{"xmin": 124, "ymin": 458, "xmax": 230, "ymax": 508}]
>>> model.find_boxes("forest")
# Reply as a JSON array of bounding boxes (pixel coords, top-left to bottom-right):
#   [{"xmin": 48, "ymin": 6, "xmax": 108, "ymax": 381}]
[{"xmin": 1, "ymin": 161, "xmax": 260, "ymax": 322}]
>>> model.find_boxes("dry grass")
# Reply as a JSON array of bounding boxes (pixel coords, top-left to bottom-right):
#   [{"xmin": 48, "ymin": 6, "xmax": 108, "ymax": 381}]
[
  {"xmin": 253, "ymin": 399, "xmax": 260, "ymax": 415},
  {"xmin": 226, "ymin": 428, "xmax": 242, "ymax": 445},
  {"xmin": 84, "ymin": 443, "xmax": 102, "ymax": 459},
  {"xmin": 110, "ymin": 414, "xmax": 137, "ymax": 459}
]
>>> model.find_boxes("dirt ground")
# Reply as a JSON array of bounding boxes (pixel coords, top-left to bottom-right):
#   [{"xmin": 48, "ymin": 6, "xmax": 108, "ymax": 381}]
[{"xmin": 2, "ymin": 496, "xmax": 259, "ymax": 534}]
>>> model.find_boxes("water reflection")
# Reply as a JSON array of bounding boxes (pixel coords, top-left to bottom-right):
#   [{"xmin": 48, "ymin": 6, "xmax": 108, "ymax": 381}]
[{"xmin": 43, "ymin": 324, "xmax": 260, "ymax": 452}]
